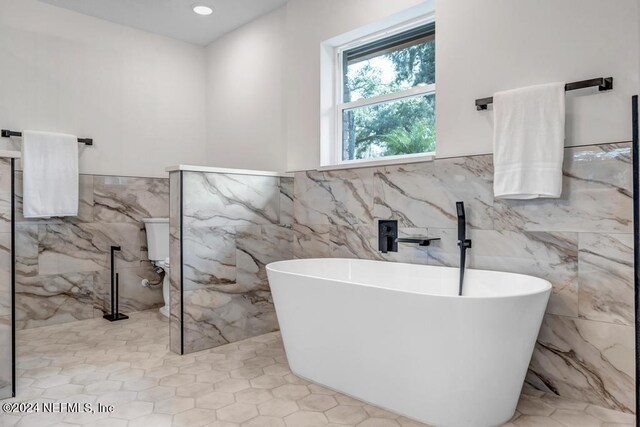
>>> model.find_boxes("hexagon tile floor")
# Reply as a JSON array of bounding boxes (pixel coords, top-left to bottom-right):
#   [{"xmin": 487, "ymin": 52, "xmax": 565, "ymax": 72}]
[{"xmin": 1, "ymin": 310, "xmax": 635, "ymax": 427}]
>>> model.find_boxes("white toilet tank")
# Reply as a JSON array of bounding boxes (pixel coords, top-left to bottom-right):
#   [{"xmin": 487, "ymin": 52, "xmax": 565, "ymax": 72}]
[{"xmin": 142, "ymin": 218, "xmax": 169, "ymax": 262}]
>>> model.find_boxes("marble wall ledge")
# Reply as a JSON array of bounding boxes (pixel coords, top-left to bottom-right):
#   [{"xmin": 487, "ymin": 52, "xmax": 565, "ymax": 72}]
[
  {"xmin": 0, "ymin": 150, "xmax": 20, "ymax": 158},
  {"xmin": 317, "ymin": 153, "xmax": 435, "ymax": 171},
  {"xmin": 166, "ymin": 165, "xmax": 293, "ymax": 178}
]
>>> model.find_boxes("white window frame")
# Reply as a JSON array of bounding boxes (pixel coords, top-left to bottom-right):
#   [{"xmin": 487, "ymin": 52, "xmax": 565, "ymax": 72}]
[{"xmin": 320, "ymin": 4, "xmax": 436, "ymax": 169}]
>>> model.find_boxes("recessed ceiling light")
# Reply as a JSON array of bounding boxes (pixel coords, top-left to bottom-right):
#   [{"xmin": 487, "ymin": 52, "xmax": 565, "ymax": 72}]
[{"xmin": 192, "ymin": 4, "xmax": 213, "ymax": 16}]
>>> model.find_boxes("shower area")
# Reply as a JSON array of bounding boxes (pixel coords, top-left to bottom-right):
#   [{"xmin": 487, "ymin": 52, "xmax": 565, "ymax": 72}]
[
  {"xmin": 0, "ymin": 159, "xmax": 295, "ymax": 402},
  {"xmin": 0, "ymin": 156, "xmax": 174, "ymax": 399}
]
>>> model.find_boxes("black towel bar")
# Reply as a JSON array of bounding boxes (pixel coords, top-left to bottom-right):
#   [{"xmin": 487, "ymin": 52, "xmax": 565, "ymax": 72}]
[
  {"xmin": 475, "ymin": 77, "xmax": 613, "ymax": 111},
  {"xmin": 1, "ymin": 129, "xmax": 93, "ymax": 146}
]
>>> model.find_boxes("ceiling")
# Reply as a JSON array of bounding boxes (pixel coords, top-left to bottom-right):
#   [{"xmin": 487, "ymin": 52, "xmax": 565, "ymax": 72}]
[{"xmin": 38, "ymin": 0, "xmax": 288, "ymax": 46}]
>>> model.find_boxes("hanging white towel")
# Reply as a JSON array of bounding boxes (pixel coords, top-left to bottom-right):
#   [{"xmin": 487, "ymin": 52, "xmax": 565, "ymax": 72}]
[
  {"xmin": 22, "ymin": 131, "xmax": 79, "ymax": 218},
  {"xmin": 493, "ymin": 82, "xmax": 565, "ymax": 199}
]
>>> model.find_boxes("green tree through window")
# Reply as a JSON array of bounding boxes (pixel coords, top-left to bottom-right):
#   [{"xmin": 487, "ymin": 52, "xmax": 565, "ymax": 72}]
[{"xmin": 342, "ymin": 24, "xmax": 435, "ymax": 161}]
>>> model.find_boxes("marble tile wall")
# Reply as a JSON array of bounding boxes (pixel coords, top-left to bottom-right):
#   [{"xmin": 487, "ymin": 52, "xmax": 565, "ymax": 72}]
[
  {"xmin": 169, "ymin": 172, "xmax": 182, "ymax": 355},
  {"xmin": 14, "ymin": 173, "xmax": 170, "ymax": 329},
  {"xmin": 0, "ymin": 158, "xmax": 13, "ymax": 399},
  {"xmin": 292, "ymin": 142, "xmax": 635, "ymax": 414},
  {"xmin": 170, "ymin": 171, "xmax": 293, "ymax": 354}
]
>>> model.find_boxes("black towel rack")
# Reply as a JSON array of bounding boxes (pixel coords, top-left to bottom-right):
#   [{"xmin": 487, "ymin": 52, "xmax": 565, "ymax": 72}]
[
  {"xmin": 1, "ymin": 129, "xmax": 93, "ymax": 146},
  {"xmin": 475, "ymin": 77, "xmax": 614, "ymax": 111}
]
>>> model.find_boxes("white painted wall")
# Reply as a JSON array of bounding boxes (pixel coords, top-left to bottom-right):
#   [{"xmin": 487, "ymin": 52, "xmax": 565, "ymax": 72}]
[
  {"xmin": 2, "ymin": 0, "xmax": 637, "ymax": 175},
  {"xmin": 436, "ymin": 0, "xmax": 639, "ymax": 159},
  {"xmin": 282, "ymin": 0, "xmax": 639, "ymax": 169},
  {"xmin": 0, "ymin": 0, "xmax": 207, "ymax": 178},
  {"xmin": 205, "ymin": 7, "xmax": 287, "ymax": 172},
  {"xmin": 203, "ymin": 0, "xmax": 425, "ymax": 172},
  {"xmin": 284, "ymin": 0, "xmax": 425, "ymax": 171}
]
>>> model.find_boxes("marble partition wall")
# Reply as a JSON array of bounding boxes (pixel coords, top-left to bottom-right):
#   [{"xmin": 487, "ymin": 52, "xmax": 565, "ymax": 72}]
[
  {"xmin": 293, "ymin": 142, "xmax": 635, "ymax": 414},
  {"xmin": 14, "ymin": 174, "xmax": 170, "ymax": 329},
  {"xmin": 169, "ymin": 169, "xmax": 293, "ymax": 354},
  {"xmin": 169, "ymin": 172, "xmax": 182, "ymax": 355}
]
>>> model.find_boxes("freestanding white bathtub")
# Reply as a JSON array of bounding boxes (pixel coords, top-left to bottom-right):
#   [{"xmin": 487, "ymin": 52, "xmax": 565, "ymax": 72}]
[{"xmin": 266, "ymin": 258, "xmax": 551, "ymax": 427}]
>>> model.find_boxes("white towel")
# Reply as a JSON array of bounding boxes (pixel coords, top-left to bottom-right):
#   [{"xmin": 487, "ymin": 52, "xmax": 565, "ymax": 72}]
[
  {"xmin": 493, "ymin": 82, "xmax": 565, "ymax": 199},
  {"xmin": 22, "ymin": 131, "xmax": 79, "ymax": 218}
]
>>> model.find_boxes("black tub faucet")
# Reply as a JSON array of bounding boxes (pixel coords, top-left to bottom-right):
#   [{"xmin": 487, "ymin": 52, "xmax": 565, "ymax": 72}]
[
  {"xmin": 456, "ymin": 202, "xmax": 472, "ymax": 296},
  {"xmin": 378, "ymin": 220, "xmax": 397, "ymax": 253},
  {"xmin": 378, "ymin": 220, "xmax": 440, "ymax": 253}
]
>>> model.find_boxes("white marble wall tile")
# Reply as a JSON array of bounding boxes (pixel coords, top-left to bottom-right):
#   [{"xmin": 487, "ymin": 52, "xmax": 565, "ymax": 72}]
[
  {"xmin": 0, "ymin": 315, "xmax": 10, "ymax": 397},
  {"xmin": 15, "ymin": 272, "xmax": 96, "ymax": 329},
  {"xmin": 182, "ymin": 287, "xmax": 278, "ymax": 354},
  {"xmin": 373, "ymin": 155, "xmax": 494, "ymax": 229},
  {"xmin": 292, "ymin": 223, "xmax": 332, "ymax": 259},
  {"xmin": 183, "ymin": 289, "xmax": 229, "ymax": 353},
  {"xmin": 236, "ymin": 225, "xmax": 293, "ymax": 290},
  {"xmin": 279, "ymin": 177, "xmax": 294, "ymax": 225},
  {"xmin": 94, "ymin": 176, "xmax": 169, "ymax": 223},
  {"xmin": 294, "ymin": 169, "xmax": 374, "ymax": 226},
  {"xmin": 37, "ymin": 224, "xmax": 105, "ymax": 274},
  {"xmin": 84, "ymin": 222, "xmax": 142, "ymax": 269},
  {"xmin": 15, "ymin": 225, "xmax": 38, "ymax": 279},
  {"xmin": 182, "ymin": 224, "xmax": 236, "ymax": 290},
  {"xmin": 38, "ymin": 222, "xmax": 143, "ymax": 276},
  {"xmin": 578, "ymin": 233, "xmax": 633, "ymax": 325},
  {"xmin": 0, "ymin": 233, "xmax": 10, "ymax": 317},
  {"xmin": 139, "ymin": 227, "xmax": 150, "ymax": 261},
  {"xmin": 183, "ymin": 172, "xmax": 280, "ymax": 227},
  {"xmin": 494, "ymin": 144, "xmax": 632, "ymax": 233},
  {"xmin": 0, "ymin": 160, "xmax": 13, "ymax": 233},
  {"xmin": 80, "ymin": 175, "xmax": 95, "ymax": 223},
  {"xmin": 330, "ymin": 225, "xmax": 384, "ymax": 261},
  {"xmin": 373, "ymin": 162, "xmax": 433, "ymax": 227},
  {"xmin": 428, "ymin": 229, "xmax": 578, "ymax": 317},
  {"xmin": 527, "ymin": 315, "xmax": 634, "ymax": 413},
  {"xmin": 15, "ymin": 172, "xmax": 94, "ymax": 224},
  {"xmin": 169, "ymin": 172, "xmax": 182, "ymax": 354},
  {"xmin": 93, "ymin": 264, "xmax": 163, "ymax": 314}
]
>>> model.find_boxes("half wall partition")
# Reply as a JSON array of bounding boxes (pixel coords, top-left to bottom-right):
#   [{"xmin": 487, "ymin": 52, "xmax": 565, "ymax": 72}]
[{"xmin": 168, "ymin": 166, "xmax": 293, "ymax": 355}]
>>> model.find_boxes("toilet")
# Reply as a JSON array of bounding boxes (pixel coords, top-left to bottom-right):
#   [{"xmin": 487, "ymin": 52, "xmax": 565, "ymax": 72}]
[{"xmin": 142, "ymin": 218, "xmax": 170, "ymax": 318}]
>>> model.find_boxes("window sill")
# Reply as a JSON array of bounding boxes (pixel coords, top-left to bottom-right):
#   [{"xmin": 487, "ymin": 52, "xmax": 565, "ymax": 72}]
[{"xmin": 317, "ymin": 153, "xmax": 435, "ymax": 171}]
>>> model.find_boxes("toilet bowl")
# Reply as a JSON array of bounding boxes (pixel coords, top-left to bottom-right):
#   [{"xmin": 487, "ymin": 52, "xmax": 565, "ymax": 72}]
[
  {"xmin": 142, "ymin": 218, "xmax": 170, "ymax": 318},
  {"xmin": 155, "ymin": 257, "xmax": 170, "ymax": 318}
]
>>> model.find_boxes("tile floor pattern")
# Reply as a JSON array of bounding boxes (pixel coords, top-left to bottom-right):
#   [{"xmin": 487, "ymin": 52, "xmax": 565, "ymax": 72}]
[{"xmin": 1, "ymin": 310, "xmax": 635, "ymax": 427}]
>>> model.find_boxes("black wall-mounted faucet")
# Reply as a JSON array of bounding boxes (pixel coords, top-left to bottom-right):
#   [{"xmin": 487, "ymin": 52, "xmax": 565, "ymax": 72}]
[
  {"xmin": 378, "ymin": 220, "xmax": 440, "ymax": 253},
  {"xmin": 456, "ymin": 202, "xmax": 472, "ymax": 296}
]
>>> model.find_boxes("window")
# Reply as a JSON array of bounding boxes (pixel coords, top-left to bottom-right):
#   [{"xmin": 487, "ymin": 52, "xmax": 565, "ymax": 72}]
[{"xmin": 334, "ymin": 21, "xmax": 435, "ymax": 165}]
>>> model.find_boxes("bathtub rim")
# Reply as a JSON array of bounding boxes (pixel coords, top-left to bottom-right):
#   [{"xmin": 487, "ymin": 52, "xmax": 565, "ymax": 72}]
[{"xmin": 266, "ymin": 258, "xmax": 552, "ymax": 300}]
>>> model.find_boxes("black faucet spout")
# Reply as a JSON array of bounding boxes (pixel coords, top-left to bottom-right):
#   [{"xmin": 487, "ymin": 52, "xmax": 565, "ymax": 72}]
[
  {"xmin": 396, "ymin": 237, "xmax": 440, "ymax": 246},
  {"xmin": 378, "ymin": 220, "xmax": 439, "ymax": 253}
]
